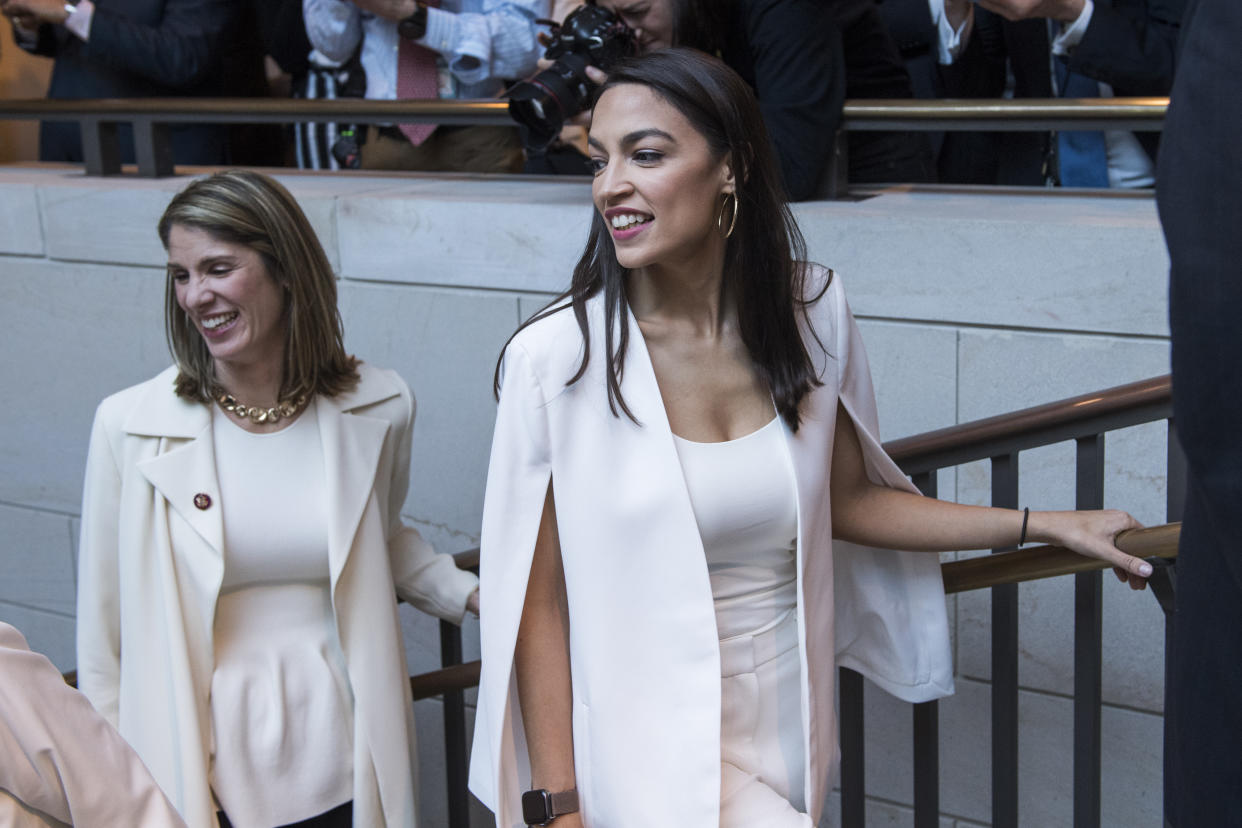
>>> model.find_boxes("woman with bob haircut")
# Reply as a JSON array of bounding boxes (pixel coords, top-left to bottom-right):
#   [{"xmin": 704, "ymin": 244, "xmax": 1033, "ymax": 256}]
[
  {"xmin": 77, "ymin": 169, "xmax": 479, "ymax": 828},
  {"xmin": 470, "ymin": 49, "xmax": 1150, "ymax": 827}
]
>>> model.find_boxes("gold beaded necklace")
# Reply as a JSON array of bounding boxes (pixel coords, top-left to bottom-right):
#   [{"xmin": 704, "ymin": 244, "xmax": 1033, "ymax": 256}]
[{"xmin": 214, "ymin": 389, "xmax": 308, "ymax": 425}]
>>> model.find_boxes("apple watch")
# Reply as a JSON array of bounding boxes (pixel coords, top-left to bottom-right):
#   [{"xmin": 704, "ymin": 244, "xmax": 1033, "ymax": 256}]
[
  {"xmin": 396, "ymin": 1, "xmax": 429, "ymax": 40},
  {"xmin": 521, "ymin": 787, "xmax": 579, "ymax": 826}
]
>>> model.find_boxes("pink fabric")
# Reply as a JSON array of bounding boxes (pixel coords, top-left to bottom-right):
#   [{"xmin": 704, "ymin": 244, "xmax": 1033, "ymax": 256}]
[{"xmin": 396, "ymin": 13, "xmax": 439, "ymax": 146}]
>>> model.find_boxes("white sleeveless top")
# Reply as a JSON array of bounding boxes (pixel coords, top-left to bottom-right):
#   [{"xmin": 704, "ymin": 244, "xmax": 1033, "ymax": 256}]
[
  {"xmin": 672, "ymin": 416, "xmax": 799, "ymax": 641},
  {"xmin": 209, "ymin": 399, "xmax": 354, "ymax": 826}
]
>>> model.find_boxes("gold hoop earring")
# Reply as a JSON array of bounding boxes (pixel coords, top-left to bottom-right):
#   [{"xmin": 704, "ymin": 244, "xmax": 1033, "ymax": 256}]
[{"xmin": 717, "ymin": 192, "xmax": 739, "ymax": 239}]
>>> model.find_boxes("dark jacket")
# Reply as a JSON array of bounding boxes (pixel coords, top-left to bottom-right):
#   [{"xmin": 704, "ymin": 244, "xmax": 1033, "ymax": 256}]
[{"xmin": 20, "ymin": 0, "xmax": 239, "ymax": 164}]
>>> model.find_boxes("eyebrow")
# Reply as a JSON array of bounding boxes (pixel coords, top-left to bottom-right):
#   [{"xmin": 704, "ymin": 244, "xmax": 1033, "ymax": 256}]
[
  {"xmin": 587, "ymin": 127, "xmax": 676, "ymax": 152},
  {"xmin": 166, "ymin": 252, "xmax": 237, "ymax": 270}
]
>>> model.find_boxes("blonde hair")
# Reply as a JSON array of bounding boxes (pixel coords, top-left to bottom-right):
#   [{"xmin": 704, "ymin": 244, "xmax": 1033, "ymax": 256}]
[{"xmin": 157, "ymin": 170, "xmax": 358, "ymax": 402}]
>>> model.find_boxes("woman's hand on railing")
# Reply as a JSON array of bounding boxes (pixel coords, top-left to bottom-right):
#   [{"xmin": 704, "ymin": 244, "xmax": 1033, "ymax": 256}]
[{"xmin": 1026, "ymin": 509, "xmax": 1151, "ymax": 589}]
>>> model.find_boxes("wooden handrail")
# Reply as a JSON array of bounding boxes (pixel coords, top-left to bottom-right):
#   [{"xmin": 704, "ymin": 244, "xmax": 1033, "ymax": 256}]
[
  {"xmin": 941, "ymin": 523, "xmax": 1179, "ymax": 594},
  {"xmin": 452, "ymin": 547, "xmax": 480, "ymax": 571},
  {"xmin": 885, "ymin": 375, "xmax": 1172, "ymax": 474},
  {"xmin": 411, "ymin": 660, "xmax": 481, "ymax": 701}
]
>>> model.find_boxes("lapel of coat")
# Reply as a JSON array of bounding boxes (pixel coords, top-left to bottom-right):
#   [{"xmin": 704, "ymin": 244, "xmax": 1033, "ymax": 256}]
[
  {"xmin": 616, "ymin": 304, "xmax": 705, "ymax": 538},
  {"xmin": 129, "ymin": 373, "xmax": 224, "ymax": 574},
  {"xmin": 317, "ymin": 367, "xmax": 401, "ymax": 589}
]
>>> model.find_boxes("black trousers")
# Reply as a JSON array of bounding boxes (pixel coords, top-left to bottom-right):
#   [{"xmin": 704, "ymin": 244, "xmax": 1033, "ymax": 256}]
[{"xmin": 217, "ymin": 801, "xmax": 352, "ymax": 828}]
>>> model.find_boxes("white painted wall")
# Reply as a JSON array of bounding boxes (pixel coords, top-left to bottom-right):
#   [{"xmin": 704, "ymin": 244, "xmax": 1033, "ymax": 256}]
[{"xmin": 0, "ymin": 167, "xmax": 1172, "ymax": 827}]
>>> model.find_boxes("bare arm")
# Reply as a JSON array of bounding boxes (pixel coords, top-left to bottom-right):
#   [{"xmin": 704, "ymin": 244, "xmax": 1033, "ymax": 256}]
[
  {"xmin": 829, "ymin": 402, "xmax": 1151, "ymax": 586},
  {"xmin": 514, "ymin": 481, "xmax": 583, "ymax": 827}
]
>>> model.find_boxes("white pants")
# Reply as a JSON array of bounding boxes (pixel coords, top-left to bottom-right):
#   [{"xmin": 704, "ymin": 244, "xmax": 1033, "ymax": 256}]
[{"xmin": 718, "ymin": 610, "xmax": 813, "ymax": 828}]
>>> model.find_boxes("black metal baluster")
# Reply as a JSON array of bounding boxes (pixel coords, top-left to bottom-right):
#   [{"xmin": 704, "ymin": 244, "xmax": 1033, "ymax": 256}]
[
  {"xmin": 992, "ymin": 453, "xmax": 1020, "ymax": 828},
  {"xmin": 910, "ymin": 470, "xmax": 941, "ymax": 828},
  {"xmin": 440, "ymin": 619, "xmax": 469, "ymax": 828},
  {"xmin": 840, "ymin": 667, "xmax": 866, "ymax": 826},
  {"xmin": 1074, "ymin": 435, "xmax": 1105, "ymax": 828}
]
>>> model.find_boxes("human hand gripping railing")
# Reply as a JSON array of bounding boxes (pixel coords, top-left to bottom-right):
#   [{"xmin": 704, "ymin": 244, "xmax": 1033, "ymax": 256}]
[{"xmin": 0, "ymin": 97, "xmax": 1167, "ymax": 183}]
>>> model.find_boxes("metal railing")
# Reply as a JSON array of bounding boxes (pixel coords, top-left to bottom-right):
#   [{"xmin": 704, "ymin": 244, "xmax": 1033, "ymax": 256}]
[
  {"xmin": 404, "ymin": 373, "xmax": 1182, "ymax": 828},
  {"xmin": 0, "ymin": 97, "xmax": 1168, "ymax": 184},
  {"xmin": 852, "ymin": 374, "xmax": 1180, "ymax": 828}
]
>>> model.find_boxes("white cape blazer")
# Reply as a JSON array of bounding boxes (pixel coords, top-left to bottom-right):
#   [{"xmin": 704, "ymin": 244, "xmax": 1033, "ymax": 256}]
[
  {"xmin": 76, "ymin": 362, "xmax": 478, "ymax": 828},
  {"xmin": 469, "ymin": 267, "xmax": 954, "ymax": 827}
]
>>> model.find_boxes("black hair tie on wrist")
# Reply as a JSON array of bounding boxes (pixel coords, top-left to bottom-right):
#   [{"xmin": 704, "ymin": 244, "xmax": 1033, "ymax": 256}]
[{"xmin": 1019, "ymin": 507, "xmax": 1030, "ymax": 547}]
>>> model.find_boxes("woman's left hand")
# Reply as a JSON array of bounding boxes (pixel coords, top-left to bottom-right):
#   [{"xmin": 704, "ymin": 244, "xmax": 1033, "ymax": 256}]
[
  {"xmin": 1027, "ymin": 509, "xmax": 1150, "ymax": 589},
  {"xmin": 466, "ymin": 587, "xmax": 481, "ymax": 617}
]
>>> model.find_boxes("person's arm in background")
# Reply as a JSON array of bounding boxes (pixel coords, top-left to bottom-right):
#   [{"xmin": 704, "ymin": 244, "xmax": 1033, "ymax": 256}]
[
  {"xmin": 346, "ymin": 0, "xmax": 548, "ymax": 85},
  {"xmin": 1065, "ymin": 0, "xmax": 1184, "ymax": 93},
  {"xmin": 976, "ymin": 0, "xmax": 1185, "ymax": 92},
  {"xmin": 0, "ymin": 623, "xmax": 187, "ymax": 827},
  {"xmin": 2, "ymin": 0, "xmax": 233, "ymax": 87},
  {"xmin": 304, "ymin": 0, "xmax": 364, "ymax": 65},
  {"xmin": 384, "ymin": 376, "xmax": 480, "ymax": 623},
  {"xmin": 0, "ymin": 0, "xmax": 64, "ymax": 55}
]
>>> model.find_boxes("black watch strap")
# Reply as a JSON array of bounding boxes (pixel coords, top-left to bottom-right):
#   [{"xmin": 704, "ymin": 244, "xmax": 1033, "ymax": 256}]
[
  {"xmin": 547, "ymin": 788, "xmax": 578, "ymax": 818},
  {"xmin": 522, "ymin": 786, "xmax": 579, "ymax": 825}
]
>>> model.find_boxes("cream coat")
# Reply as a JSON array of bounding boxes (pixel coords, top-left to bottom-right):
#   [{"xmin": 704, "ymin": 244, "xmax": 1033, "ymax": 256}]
[
  {"xmin": 76, "ymin": 362, "xmax": 479, "ymax": 828},
  {"xmin": 469, "ymin": 267, "xmax": 954, "ymax": 827}
]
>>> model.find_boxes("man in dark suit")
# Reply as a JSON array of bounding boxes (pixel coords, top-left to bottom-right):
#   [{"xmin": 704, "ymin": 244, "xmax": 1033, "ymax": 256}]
[
  {"xmin": 937, "ymin": 0, "xmax": 1183, "ymax": 185},
  {"xmin": 1155, "ymin": 0, "xmax": 1242, "ymax": 822},
  {"xmin": 2, "ymin": 0, "xmax": 239, "ymax": 164}
]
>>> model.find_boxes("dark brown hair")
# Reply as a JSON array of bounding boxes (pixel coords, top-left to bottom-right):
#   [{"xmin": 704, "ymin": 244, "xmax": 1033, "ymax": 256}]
[
  {"xmin": 158, "ymin": 170, "xmax": 358, "ymax": 402},
  {"xmin": 497, "ymin": 48, "xmax": 825, "ymax": 430}
]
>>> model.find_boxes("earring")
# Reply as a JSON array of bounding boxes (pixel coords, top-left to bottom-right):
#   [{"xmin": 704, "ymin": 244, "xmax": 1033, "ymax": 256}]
[{"xmin": 717, "ymin": 192, "xmax": 739, "ymax": 239}]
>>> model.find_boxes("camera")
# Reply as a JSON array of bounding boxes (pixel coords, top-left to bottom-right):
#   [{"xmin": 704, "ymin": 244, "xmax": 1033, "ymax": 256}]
[{"xmin": 508, "ymin": 5, "xmax": 637, "ymax": 149}]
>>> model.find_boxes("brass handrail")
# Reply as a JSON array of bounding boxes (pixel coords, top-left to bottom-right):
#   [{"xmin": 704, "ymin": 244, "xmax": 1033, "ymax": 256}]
[
  {"xmin": 0, "ymin": 97, "xmax": 514, "ymax": 126},
  {"xmin": 0, "ymin": 96, "xmax": 1167, "ymax": 131},
  {"xmin": 843, "ymin": 97, "xmax": 1167, "ymax": 131}
]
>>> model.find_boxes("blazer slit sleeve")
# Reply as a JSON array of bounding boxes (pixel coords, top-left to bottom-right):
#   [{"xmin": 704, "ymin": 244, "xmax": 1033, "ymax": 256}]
[
  {"xmin": 468, "ymin": 339, "xmax": 553, "ymax": 822},
  {"xmin": 827, "ymin": 278, "xmax": 955, "ymax": 702}
]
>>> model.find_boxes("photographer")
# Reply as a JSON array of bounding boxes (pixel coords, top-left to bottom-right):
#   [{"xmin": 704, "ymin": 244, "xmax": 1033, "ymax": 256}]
[
  {"xmin": 304, "ymin": 0, "xmax": 549, "ymax": 171},
  {"xmin": 514, "ymin": 0, "xmax": 932, "ymax": 199}
]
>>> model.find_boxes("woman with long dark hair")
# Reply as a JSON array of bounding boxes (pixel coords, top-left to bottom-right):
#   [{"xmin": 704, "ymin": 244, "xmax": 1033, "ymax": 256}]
[{"xmin": 470, "ymin": 50, "xmax": 1148, "ymax": 827}]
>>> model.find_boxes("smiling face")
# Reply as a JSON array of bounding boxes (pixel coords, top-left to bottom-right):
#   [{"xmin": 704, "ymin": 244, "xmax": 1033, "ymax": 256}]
[
  {"xmin": 167, "ymin": 224, "xmax": 288, "ymax": 382},
  {"xmin": 589, "ymin": 83, "xmax": 734, "ymax": 275},
  {"xmin": 595, "ymin": 0, "xmax": 675, "ymax": 52}
]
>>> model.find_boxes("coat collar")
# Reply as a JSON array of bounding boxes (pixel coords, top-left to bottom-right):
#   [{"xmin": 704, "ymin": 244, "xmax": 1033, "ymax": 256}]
[
  {"xmin": 122, "ymin": 363, "xmax": 403, "ymax": 438},
  {"xmin": 130, "ymin": 363, "xmax": 402, "ymax": 588}
]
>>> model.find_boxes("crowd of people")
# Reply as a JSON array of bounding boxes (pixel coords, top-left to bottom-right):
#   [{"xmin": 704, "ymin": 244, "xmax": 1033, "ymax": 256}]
[
  {"xmin": 1, "ymin": 0, "xmax": 1183, "ymax": 197},
  {"xmin": 1, "ymin": 1, "xmax": 1236, "ymax": 828}
]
